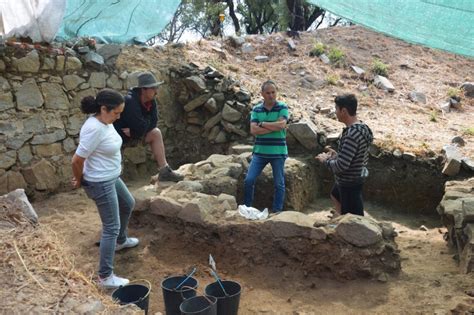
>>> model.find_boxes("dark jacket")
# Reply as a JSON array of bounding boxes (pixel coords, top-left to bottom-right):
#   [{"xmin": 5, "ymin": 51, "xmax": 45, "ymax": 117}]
[{"xmin": 113, "ymin": 89, "xmax": 158, "ymax": 142}]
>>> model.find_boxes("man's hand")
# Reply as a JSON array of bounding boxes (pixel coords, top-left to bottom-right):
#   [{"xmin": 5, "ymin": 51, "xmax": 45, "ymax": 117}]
[
  {"xmin": 324, "ymin": 146, "xmax": 337, "ymax": 158},
  {"xmin": 315, "ymin": 152, "xmax": 330, "ymax": 163},
  {"xmin": 122, "ymin": 128, "xmax": 131, "ymax": 137}
]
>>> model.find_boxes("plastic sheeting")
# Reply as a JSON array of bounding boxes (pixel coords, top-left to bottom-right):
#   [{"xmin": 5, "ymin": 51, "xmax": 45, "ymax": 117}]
[
  {"xmin": 56, "ymin": 0, "xmax": 181, "ymax": 44},
  {"xmin": 308, "ymin": 0, "xmax": 474, "ymax": 57},
  {"xmin": 0, "ymin": 0, "xmax": 66, "ymax": 42}
]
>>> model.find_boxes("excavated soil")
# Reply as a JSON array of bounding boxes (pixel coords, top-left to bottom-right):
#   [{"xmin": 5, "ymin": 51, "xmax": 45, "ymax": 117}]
[{"xmin": 32, "ymin": 181, "xmax": 474, "ymax": 314}]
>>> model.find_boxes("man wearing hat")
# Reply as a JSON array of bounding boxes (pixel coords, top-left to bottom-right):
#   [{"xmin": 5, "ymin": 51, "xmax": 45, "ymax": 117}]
[{"xmin": 114, "ymin": 72, "xmax": 183, "ymax": 182}]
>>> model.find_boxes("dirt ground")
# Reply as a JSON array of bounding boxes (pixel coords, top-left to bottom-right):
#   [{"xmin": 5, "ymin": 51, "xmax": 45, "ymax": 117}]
[{"xmin": 33, "ymin": 180, "xmax": 474, "ymax": 314}]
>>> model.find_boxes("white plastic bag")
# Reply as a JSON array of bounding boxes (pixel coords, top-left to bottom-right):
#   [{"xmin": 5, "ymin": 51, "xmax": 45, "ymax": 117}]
[
  {"xmin": 0, "ymin": 0, "xmax": 66, "ymax": 42},
  {"xmin": 238, "ymin": 205, "xmax": 268, "ymax": 220}
]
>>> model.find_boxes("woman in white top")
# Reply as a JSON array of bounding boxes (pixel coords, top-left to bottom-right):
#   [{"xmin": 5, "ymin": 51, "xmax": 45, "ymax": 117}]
[{"xmin": 72, "ymin": 89, "xmax": 138, "ymax": 288}]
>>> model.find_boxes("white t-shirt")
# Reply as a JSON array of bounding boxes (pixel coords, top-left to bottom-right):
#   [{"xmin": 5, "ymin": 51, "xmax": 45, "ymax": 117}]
[{"xmin": 75, "ymin": 116, "xmax": 122, "ymax": 182}]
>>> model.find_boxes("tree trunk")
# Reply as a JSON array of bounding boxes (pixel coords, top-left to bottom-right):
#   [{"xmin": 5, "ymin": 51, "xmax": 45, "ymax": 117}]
[{"xmin": 225, "ymin": 0, "xmax": 240, "ymax": 35}]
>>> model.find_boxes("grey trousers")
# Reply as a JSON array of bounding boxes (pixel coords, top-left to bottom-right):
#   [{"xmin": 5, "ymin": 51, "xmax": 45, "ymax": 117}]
[{"xmin": 82, "ymin": 177, "xmax": 135, "ymax": 277}]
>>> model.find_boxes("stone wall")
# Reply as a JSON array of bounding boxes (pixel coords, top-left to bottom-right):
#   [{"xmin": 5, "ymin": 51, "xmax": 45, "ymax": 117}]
[
  {"xmin": 0, "ymin": 44, "xmax": 261, "ymax": 197},
  {"xmin": 437, "ymin": 178, "xmax": 474, "ymax": 273},
  {"xmin": 132, "ymin": 154, "xmax": 401, "ymax": 280}
]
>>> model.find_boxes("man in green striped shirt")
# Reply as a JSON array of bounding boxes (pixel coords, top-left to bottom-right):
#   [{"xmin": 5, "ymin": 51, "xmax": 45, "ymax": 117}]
[{"xmin": 244, "ymin": 80, "xmax": 289, "ymax": 213}]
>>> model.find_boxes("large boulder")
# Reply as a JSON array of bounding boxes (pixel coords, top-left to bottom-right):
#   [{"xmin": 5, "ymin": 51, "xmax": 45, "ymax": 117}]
[
  {"xmin": 149, "ymin": 195, "xmax": 183, "ymax": 217},
  {"xmin": 0, "ymin": 189, "xmax": 38, "ymax": 222},
  {"xmin": 374, "ymin": 75, "xmax": 395, "ymax": 92},
  {"xmin": 335, "ymin": 214, "xmax": 383, "ymax": 247},
  {"xmin": 267, "ymin": 211, "xmax": 315, "ymax": 238},
  {"xmin": 288, "ymin": 121, "xmax": 319, "ymax": 151}
]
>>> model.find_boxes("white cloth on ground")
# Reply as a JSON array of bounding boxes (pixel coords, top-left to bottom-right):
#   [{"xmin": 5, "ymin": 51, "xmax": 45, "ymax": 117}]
[{"xmin": 238, "ymin": 205, "xmax": 268, "ymax": 220}]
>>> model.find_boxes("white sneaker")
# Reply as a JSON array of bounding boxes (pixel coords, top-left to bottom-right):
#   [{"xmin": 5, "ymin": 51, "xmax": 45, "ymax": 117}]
[
  {"xmin": 115, "ymin": 237, "xmax": 139, "ymax": 252},
  {"xmin": 98, "ymin": 274, "xmax": 129, "ymax": 288}
]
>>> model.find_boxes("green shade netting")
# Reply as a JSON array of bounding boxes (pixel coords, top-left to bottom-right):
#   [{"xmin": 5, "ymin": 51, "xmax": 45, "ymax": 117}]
[
  {"xmin": 308, "ymin": 0, "xmax": 474, "ymax": 57},
  {"xmin": 56, "ymin": 0, "xmax": 181, "ymax": 43}
]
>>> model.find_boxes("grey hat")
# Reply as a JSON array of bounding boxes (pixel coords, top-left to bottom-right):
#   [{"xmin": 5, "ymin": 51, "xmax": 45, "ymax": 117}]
[{"xmin": 135, "ymin": 72, "xmax": 164, "ymax": 88}]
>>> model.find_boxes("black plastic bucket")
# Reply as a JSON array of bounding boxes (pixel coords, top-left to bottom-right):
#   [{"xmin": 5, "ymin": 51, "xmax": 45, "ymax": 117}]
[
  {"xmin": 161, "ymin": 276, "xmax": 199, "ymax": 315},
  {"xmin": 204, "ymin": 280, "xmax": 241, "ymax": 315},
  {"xmin": 112, "ymin": 280, "xmax": 151, "ymax": 315},
  {"xmin": 180, "ymin": 295, "xmax": 217, "ymax": 315}
]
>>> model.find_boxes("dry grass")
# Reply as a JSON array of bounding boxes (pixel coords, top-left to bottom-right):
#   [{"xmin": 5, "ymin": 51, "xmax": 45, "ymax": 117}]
[{"xmin": 0, "ymin": 200, "xmax": 133, "ymax": 314}]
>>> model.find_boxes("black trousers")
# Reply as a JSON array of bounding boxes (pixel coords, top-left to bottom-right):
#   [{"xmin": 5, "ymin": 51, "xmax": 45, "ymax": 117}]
[{"xmin": 330, "ymin": 182, "xmax": 364, "ymax": 216}]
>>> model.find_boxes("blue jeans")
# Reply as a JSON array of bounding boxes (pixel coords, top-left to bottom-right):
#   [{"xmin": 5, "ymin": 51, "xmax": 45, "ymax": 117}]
[
  {"xmin": 244, "ymin": 155, "xmax": 286, "ymax": 212},
  {"xmin": 82, "ymin": 177, "xmax": 135, "ymax": 278}
]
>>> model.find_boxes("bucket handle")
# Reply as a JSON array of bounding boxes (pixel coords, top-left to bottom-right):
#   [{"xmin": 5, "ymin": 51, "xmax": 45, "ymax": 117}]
[
  {"xmin": 114, "ymin": 279, "xmax": 152, "ymax": 305},
  {"xmin": 180, "ymin": 285, "xmax": 214, "ymax": 305}
]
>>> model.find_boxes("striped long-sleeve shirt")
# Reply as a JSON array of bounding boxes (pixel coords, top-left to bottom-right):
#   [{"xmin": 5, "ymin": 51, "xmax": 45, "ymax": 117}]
[{"xmin": 326, "ymin": 122, "xmax": 373, "ymax": 185}]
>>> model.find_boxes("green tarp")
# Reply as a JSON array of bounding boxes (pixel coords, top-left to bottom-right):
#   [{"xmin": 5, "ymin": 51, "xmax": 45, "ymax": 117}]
[
  {"xmin": 308, "ymin": 0, "xmax": 474, "ymax": 57},
  {"xmin": 57, "ymin": 0, "xmax": 181, "ymax": 43}
]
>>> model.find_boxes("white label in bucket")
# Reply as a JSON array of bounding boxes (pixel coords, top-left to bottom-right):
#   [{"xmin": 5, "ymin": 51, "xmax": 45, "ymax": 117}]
[{"xmin": 209, "ymin": 254, "xmax": 216, "ymax": 271}]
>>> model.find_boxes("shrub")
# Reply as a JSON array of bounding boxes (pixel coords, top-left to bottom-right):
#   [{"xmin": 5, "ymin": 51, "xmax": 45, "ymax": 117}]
[
  {"xmin": 328, "ymin": 47, "xmax": 345, "ymax": 66},
  {"xmin": 462, "ymin": 127, "xmax": 474, "ymax": 136},
  {"xmin": 447, "ymin": 87, "xmax": 462, "ymax": 98},
  {"xmin": 429, "ymin": 110, "xmax": 438, "ymax": 122},
  {"xmin": 371, "ymin": 59, "xmax": 389, "ymax": 77},
  {"xmin": 326, "ymin": 73, "xmax": 339, "ymax": 85},
  {"xmin": 309, "ymin": 42, "xmax": 325, "ymax": 57}
]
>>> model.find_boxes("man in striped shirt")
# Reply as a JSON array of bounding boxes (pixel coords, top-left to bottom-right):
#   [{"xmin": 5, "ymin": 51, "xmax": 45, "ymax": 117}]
[
  {"xmin": 244, "ymin": 80, "xmax": 289, "ymax": 213},
  {"xmin": 316, "ymin": 94, "xmax": 373, "ymax": 216}
]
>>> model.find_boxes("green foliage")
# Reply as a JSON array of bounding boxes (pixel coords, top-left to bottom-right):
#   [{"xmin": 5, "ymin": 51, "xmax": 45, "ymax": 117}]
[
  {"xmin": 447, "ymin": 87, "xmax": 461, "ymax": 98},
  {"xmin": 328, "ymin": 47, "xmax": 345, "ymax": 66},
  {"xmin": 462, "ymin": 127, "xmax": 474, "ymax": 136},
  {"xmin": 157, "ymin": 0, "xmax": 227, "ymax": 42},
  {"xmin": 237, "ymin": 0, "xmax": 280, "ymax": 34},
  {"xmin": 326, "ymin": 73, "xmax": 339, "ymax": 85},
  {"xmin": 429, "ymin": 110, "xmax": 438, "ymax": 122},
  {"xmin": 309, "ymin": 42, "xmax": 325, "ymax": 57},
  {"xmin": 371, "ymin": 59, "xmax": 389, "ymax": 77}
]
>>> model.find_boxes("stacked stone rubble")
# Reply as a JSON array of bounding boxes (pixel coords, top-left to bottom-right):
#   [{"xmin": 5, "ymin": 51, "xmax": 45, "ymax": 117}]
[
  {"xmin": 437, "ymin": 177, "xmax": 474, "ymax": 273},
  {"xmin": 133, "ymin": 154, "xmax": 401, "ymax": 279}
]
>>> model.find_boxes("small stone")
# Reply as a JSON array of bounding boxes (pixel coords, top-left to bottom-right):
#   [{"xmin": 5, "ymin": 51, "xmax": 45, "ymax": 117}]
[
  {"xmin": 287, "ymin": 39, "xmax": 296, "ymax": 51},
  {"xmin": 374, "ymin": 75, "xmax": 395, "ymax": 92},
  {"xmin": 377, "ymin": 273, "xmax": 389, "ymax": 282},
  {"xmin": 319, "ymin": 54, "xmax": 330, "ymax": 64},
  {"xmin": 461, "ymin": 82, "xmax": 474, "ymax": 98},
  {"xmin": 351, "ymin": 65, "xmax": 365, "ymax": 76},
  {"xmin": 408, "ymin": 91, "xmax": 426, "ymax": 104},
  {"xmin": 439, "ymin": 102, "xmax": 450, "ymax": 113},
  {"xmin": 255, "ymin": 55, "xmax": 269, "ymax": 62},
  {"xmin": 402, "ymin": 152, "xmax": 416, "ymax": 161},
  {"xmin": 451, "ymin": 136, "xmax": 465, "ymax": 147},
  {"xmin": 393, "ymin": 149, "xmax": 402, "ymax": 158},
  {"xmin": 419, "ymin": 225, "xmax": 428, "ymax": 231},
  {"xmin": 241, "ymin": 43, "xmax": 254, "ymax": 53},
  {"xmin": 450, "ymin": 97, "xmax": 462, "ymax": 109}
]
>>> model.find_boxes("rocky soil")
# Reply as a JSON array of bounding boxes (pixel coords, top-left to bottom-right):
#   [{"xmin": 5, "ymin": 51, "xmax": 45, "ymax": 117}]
[
  {"xmin": 32, "ymin": 183, "xmax": 474, "ymax": 314},
  {"xmin": 118, "ymin": 25, "xmax": 474, "ymax": 160}
]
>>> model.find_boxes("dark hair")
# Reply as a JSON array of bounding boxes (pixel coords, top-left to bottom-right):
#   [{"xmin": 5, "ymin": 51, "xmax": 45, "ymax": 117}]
[
  {"xmin": 261, "ymin": 80, "xmax": 278, "ymax": 92},
  {"xmin": 80, "ymin": 88, "xmax": 124, "ymax": 114},
  {"xmin": 335, "ymin": 94, "xmax": 358, "ymax": 116}
]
